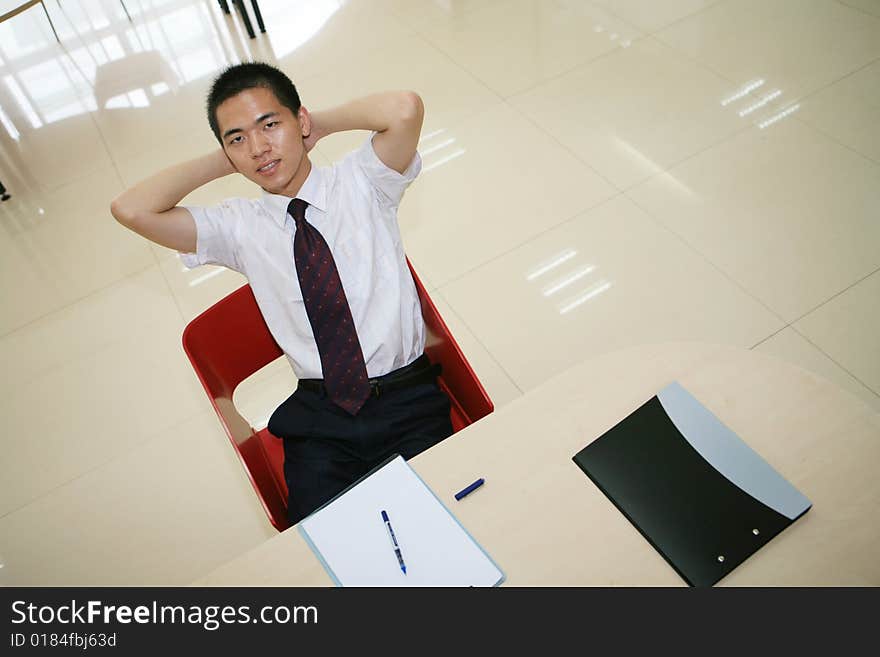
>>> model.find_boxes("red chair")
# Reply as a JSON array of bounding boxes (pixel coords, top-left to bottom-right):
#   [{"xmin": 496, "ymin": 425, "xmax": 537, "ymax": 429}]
[{"xmin": 182, "ymin": 260, "xmax": 494, "ymax": 531}]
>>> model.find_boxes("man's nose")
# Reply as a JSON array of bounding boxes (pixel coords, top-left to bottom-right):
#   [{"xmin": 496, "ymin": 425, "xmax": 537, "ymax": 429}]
[{"xmin": 250, "ymin": 132, "xmax": 269, "ymax": 158}]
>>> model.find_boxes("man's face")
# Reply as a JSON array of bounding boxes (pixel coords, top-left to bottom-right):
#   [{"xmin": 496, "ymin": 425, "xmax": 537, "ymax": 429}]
[{"xmin": 215, "ymin": 86, "xmax": 310, "ymax": 195}]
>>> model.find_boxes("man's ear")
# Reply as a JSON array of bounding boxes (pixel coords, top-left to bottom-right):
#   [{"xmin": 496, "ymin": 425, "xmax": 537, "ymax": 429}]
[{"xmin": 298, "ymin": 106, "xmax": 312, "ymax": 138}]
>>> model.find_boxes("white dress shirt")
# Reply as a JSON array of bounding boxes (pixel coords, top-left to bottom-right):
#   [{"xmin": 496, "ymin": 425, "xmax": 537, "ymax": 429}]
[{"xmin": 179, "ymin": 135, "xmax": 425, "ymax": 379}]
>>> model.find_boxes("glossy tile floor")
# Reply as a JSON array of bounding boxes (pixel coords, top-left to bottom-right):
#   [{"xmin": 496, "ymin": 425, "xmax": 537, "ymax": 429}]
[{"xmin": 0, "ymin": 0, "xmax": 878, "ymax": 585}]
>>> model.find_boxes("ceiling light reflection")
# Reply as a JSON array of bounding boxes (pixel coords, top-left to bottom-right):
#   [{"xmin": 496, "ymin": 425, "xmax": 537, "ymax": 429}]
[
  {"xmin": 419, "ymin": 127, "xmax": 466, "ymax": 172},
  {"xmin": 419, "ymin": 137, "xmax": 456, "ymax": 157},
  {"xmin": 422, "ymin": 149, "xmax": 466, "ymax": 173},
  {"xmin": 419, "ymin": 129, "xmax": 446, "ymax": 143},
  {"xmin": 758, "ymin": 103, "xmax": 800, "ymax": 129},
  {"xmin": 542, "ymin": 265, "xmax": 596, "ymax": 296},
  {"xmin": 721, "ymin": 79, "xmax": 765, "ymax": 106},
  {"xmin": 526, "ymin": 249, "xmax": 577, "ymax": 281},
  {"xmin": 738, "ymin": 89, "xmax": 782, "ymax": 117},
  {"xmin": 558, "ymin": 280, "xmax": 612, "ymax": 315}
]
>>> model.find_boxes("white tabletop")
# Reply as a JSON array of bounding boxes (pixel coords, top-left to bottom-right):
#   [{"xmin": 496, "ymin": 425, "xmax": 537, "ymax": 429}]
[{"xmin": 196, "ymin": 342, "xmax": 880, "ymax": 586}]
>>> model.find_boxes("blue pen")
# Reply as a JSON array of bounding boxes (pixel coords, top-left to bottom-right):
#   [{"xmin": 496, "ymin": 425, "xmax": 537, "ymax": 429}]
[
  {"xmin": 381, "ymin": 510, "xmax": 407, "ymax": 575},
  {"xmin": 454, "ymin": 477, "xmax": 485, "ymax": 501}
]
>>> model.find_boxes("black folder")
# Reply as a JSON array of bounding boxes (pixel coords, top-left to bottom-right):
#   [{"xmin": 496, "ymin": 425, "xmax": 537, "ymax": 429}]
[{"xmin": 573, "ymin": 382, "xmax": 811, "ymax": 587}]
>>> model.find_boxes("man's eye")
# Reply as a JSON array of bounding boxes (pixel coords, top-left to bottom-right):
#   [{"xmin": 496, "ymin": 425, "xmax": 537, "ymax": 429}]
[
  {"xmin": 229, "ymin": 136, "xmax": 243, "ymax": 145},
  {"xmin": 265, "ymin": 121, "xmax": 278, "ymax": 128}
]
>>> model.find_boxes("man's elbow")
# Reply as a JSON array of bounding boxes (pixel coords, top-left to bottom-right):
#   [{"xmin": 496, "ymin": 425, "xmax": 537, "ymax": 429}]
[
  {"xmin": 398, "ymin": 91, "xmax": 424, "ymax": 126},
  {"xmin": 110, "ymin": 197, "xmax": 135, "ymax": 226}
]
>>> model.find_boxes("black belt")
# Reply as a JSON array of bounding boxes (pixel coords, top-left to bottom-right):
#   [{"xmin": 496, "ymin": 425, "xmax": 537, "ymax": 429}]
[{"xmin": 297, "ymin": 354, "xmax": 441, "ymax": 399}]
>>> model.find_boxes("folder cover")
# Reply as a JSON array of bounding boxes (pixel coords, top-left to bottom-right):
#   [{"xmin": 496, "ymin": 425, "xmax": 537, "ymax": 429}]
[{"xmin": 573, "ymin": 382, "xmax": 811, "ymax": 587}]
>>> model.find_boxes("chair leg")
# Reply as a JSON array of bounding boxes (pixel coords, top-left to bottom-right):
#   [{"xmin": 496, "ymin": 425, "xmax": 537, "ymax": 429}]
[
  {"xmin": 250, "ymin": 0, "xmax": 265, "ymax": 33},
  {"xmin": 233, "ymin": 0, "xmax": 255, "ymax": 39},
  {"xmin": 118, "ymin": 0, "xmax": 132, "ymax": 22},
  {"xmin": 218, "ymin": 0, "xmax": 231, "ymax": 15},
  {"xmin": 40, "ymin": 0, "xmax": 60, "ymax": 42}
]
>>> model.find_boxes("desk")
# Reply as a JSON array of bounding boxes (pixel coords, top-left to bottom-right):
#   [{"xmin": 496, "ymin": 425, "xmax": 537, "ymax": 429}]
[{"xmin": 196, "ymin": 342, "xmax": 880, "ymax": 586}]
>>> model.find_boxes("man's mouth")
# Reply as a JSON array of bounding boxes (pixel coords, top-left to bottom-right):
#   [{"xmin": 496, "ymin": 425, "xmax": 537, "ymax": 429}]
[{"xmin": 256, "ymin": 160, "xmax": 280, "ymax": 174}]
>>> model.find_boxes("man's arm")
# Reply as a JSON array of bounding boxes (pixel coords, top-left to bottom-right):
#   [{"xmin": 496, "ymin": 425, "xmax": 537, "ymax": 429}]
[
  {"xmin": 110, "ymin": 149, "xmax": 235, "ymax": 253},
  {"xmin": 306, "ymin": 91, "xmax": 424, "ymax": 174}
]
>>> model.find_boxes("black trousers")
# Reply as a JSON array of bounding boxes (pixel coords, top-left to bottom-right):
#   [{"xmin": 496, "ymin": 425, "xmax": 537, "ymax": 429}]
[{"xmin": 268, "ymin": 378, "xmax": 453, "ymax": 526}]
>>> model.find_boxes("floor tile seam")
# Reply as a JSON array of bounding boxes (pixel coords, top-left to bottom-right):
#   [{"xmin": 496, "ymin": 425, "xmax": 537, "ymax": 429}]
[
  {"xmin": 833, "ymin": 0, "xmax": 880, "ymax": 21},
  {"xmin": 640, "ymin": 0, "xmax": 727, "ymax": 37},
  {"xmin": 396, "ymin": 30, "xmax": 509, "ymax": 122},
  {"xmin": 787, "ymin": 265, "xmax": 880, "ymax": 327},
  {"xmin": 406, "ymin": 23, "xmax": 521, "ymax": 103},
  {"xmin": 779, "ymin": 52, "xmax": 880, "ymax": 114},
  {"xmin": 785, "ymin": 51, "xmax": 880, "ymax": 168},
  {"xmin": 788, "ymin": 323, "xmax": 880, "ymax": 400},
  {"xmin": 411, "ymin": 6, "xmax": 651, "ymax": 102},
  {"xmin": 749, "ymin": 322, "xmax": 880, "ymax": 404},
  {"xmin": 5, "ymin": 162, "xmax": 113, "ymax": 200},
  {"xmin": 0, "ymin": 260, "xmax": 160, "ymax": 342},
  {"xmin": 431, "ymin": 288, "xmax": 524, "ymax": 397},
  {"xmin": 623, "ymin": 191, "xmax": 789, "ymax": 327},
  {"xmin": 388, "ymin": 0, "xmax": 512, "ymax": 37},
  {"xmin": 654, "ymin": 17, "xmax": 880, "ymax": 100},
  {"xmin": 83, "ymin": 86, "xmax": 132, "ymax": 209},
  {"xmin": 504, "ymin": 48, "xmax": 761, "ymax": 196},
  {"xmin": 614, "ymin": 119, "xmax": 756, "ymax": 194},
  {"xmin": 95, "ymin": 123, "xmax": 204, "ymax": 186},
  {"xmin": 648, "ymin": 32, "xmax": 739, "ymax": 85},
  {"xmin": 0, "ymin": 408, "xmax": 215, "ymax": 523},
  {"xmin": 505, "ymin": 97, "xmax": 621, "ymax": 192},
  {"xmin": 619, "ymin": 93, "xmax": 823, "ymax": 197},
  {"xmin": 153, "ymin": 252, "xmax": 190, "ymax": 323},
  {"xmin": 433, "ymin": 190, "xmax": 624, "ymax": 289},
  {"xmin": 616, "ymin": 80, "xmax": 880, "ymax": 204},
  {"xmin": 748, "ymin": 324, "xmax": 791, "ymax": 350},
  {"xmin": 377, "ymin": 1, "xmax": 427, "ymax": 39},
  {"xmin": 499, "ymin": 33, "xmax": 654, "ymax": 102},
  {"xmin": 791, "ymin": 114, "xmax": 880, "ymax": 168}
]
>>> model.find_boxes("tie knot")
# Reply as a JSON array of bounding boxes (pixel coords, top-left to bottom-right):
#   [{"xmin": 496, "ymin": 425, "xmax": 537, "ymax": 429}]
[{"xmin": 288, "ymin": 198, "xmax": 308, "ymax": 226}]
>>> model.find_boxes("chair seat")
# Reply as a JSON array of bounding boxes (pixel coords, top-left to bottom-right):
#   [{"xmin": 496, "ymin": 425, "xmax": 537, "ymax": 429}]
[{"xmin": 183, "ymin": 259, "xmax": 493, "ymax": 531}]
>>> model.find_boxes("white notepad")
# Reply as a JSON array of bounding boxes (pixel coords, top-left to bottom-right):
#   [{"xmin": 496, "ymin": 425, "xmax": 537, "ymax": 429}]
[{"xmin": 298, "ymin": 455, "xmax": 505, "ymax": 587}]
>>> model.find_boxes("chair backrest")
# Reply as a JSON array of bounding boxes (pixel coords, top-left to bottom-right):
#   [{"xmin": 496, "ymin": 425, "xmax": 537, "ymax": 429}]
[{"xmin": 182, "ymin": 259, "xmax": 493, "ymax": 531}]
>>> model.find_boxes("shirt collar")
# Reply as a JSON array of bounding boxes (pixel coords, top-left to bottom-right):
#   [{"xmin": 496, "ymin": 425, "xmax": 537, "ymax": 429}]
[{"xmin": 261, "ymin": 160, "xmax": 327, "ymax": 228}]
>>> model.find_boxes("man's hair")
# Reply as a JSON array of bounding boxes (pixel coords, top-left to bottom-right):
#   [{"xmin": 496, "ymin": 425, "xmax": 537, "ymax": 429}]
[{"xmin": 206, "ymin": 62, "xmax": 302, "ymax": 142}]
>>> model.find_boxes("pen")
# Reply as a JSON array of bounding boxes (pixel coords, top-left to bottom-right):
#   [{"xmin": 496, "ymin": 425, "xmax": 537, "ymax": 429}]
[
  {"xmin": 454, "ymin": 477, "xmax": 485, "ymax": 501},
  {"xmin": 381, "ymin": 510, "xmax": 407, "ymax": 575}
]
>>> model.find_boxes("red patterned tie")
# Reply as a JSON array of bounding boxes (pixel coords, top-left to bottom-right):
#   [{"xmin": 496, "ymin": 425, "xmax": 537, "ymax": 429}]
[{"xmin": 288, "ymin": 198, "xmax": 371, "ymax": 415}]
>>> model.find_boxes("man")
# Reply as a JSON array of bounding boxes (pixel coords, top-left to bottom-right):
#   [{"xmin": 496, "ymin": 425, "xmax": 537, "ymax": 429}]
[{"xmin": 111, "ymin": 62, "xmax": 452, "ymax": 525}]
